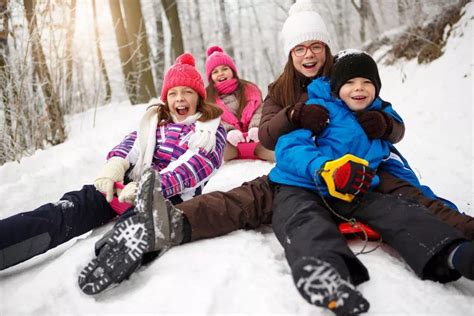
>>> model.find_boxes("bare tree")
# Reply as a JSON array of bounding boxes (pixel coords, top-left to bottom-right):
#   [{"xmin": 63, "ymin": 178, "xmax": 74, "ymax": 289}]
[
  {"xmin": 250, "ymin": 3, "xmax": 276, "ymax": 78},
  {"xmin": 215, "ymin": 0, "xmax": 234, "ymax": 58},
  {"xmin": 193, "ymin": 0, "xmax": 206, "ymax": 66},
  {"xmin": 236, "ymin": 0, "xmax": 245, "ymax": 78},
  {"xmin": 350, "ymin": 0, "xmax": 380, "ymax": 43},
  {"xmin": 24, "ymin": 0, "xmax": 66, "ymax": 145},
  {"xmin": 92, "ymin": 0, "xmax": 111, "ymax": 103},
  {"xmin": 0, "ymin": 0, "xmax": 12, "ymax": 164},
  {"xmin": 122, "ymin": 0, "xmax": 156, "ymax": 103},
  {"xmin": 152, "ymin": 1, "xmax": 165, "ymax": 89},
  {"xmin": 161, "ymin": 0, "xmax": 184, "ymax": 60},
  {"xmin": 109, "ymin": 0, "xmax": 136, "ymax": 103},
  {"xmin": 64, "ymin": 0, "xmax": 76, "ymax": 109}
]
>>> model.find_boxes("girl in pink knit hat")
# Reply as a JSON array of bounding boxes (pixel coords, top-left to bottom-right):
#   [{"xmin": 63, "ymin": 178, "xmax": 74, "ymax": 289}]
[
  {"xmin": 0, "ymin": 54, "xmax": 227, "ymax": 294},
  {"xmin": 205, "ymin": 46, "xmax": 275, "ymax": 161}
]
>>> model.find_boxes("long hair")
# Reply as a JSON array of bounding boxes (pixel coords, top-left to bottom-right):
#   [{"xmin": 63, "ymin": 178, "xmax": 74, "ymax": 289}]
[
  {"xmin": 269, "ymin": 46, "xmax": 333, "ymax": 107},
  {"xmin": 158, "ymin": 96, "xmax": 223, "ymax": 126},
  {"xmin": 206, "ymin": 75, "xmax": 255, "ymax": 119}
]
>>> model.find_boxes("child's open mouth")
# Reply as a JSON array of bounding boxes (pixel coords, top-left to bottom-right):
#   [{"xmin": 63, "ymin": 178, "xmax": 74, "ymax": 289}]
[
  {"xmin": 352, "ymin": 96, "xmax": 366, "ymax": 101},
  {"xmin": 217, "ymin": 77, "xmax": 228, "ymax": 82},
  {"xmin": 303, "ymin": 62, "xmax": 317, "ymax": 69},
  {"xmin": 176, "ymin": 105, "xmax": 189, "ymax": 116}
]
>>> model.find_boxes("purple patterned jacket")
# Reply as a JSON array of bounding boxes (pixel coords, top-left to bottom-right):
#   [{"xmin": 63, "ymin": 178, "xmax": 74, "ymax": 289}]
[{"xmin": 107, "ymin": 122, "xmax": 226, "ymax": 200}]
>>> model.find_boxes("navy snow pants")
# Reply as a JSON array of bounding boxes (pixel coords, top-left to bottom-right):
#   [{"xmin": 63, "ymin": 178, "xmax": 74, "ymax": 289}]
[
  {"xmin": 271, "ymin": 184, "xmax": 466, "ymax": 286},
  {"xmin": 0, "ymin": 185, "xmax": 117, "ymax": 270}
]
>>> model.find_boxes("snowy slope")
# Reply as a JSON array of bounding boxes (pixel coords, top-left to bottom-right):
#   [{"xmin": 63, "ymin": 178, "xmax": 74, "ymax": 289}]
[{"xmin": 0, "ymin": 5, "xmax": 473, "ymax": 316}]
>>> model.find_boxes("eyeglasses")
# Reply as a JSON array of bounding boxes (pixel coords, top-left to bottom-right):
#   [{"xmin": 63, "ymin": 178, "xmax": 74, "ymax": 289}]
[{"xmin": 292, "ymin": 42, "xmax": 325, "ymax": 57}]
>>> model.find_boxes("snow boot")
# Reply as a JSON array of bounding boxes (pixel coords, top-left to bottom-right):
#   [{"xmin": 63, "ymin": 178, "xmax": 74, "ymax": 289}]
[
  {"xmin": 450, "ymin": 241, "xmax": 474, "ymax": 280},
  {"xmin": 292, "ymin": 257, "xmax": 370, "ymax": 316},
  {"xmin": 78, "ymin": 167, "xmax": 184, "ymax": 295}
]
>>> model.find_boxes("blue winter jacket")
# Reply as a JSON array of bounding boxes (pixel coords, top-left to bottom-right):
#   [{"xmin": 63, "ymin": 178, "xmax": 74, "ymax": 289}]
[{"xmin": 269, "ymin": 77, "xmax": 394, "ymax": 196}]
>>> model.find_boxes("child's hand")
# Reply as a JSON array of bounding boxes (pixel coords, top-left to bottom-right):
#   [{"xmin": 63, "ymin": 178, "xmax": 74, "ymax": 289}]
[
  {"xmin": 356, "ymin": 110, "xmax": 393, "ymax": 139},
  {"xmin": 246, "ymin": 127, "xmax": 259, "ymax": 142},
  {"xmin": 226, "ymin": 129, "xmax": 245, "ymax": 146},
  {"xmin": 118, "ymin": 181, "xmax": 138, "ymax": 204},
  {"xmin": 188, "ymin": 117, "xmax": 220, "ymax": 152},
  {"xmin": 290, "ymin": 102, "xmax": 329, "ymax": 135},
  {"xmin": 332, "ymin": 161, "xmax": 375, "ymax": 197},
  {"xmin": 94, "ymin": 157, "xmax": 130, "ymax": 202}
]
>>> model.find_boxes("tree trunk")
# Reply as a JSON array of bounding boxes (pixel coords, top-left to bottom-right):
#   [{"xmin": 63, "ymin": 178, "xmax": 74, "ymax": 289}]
[
  {"xmin": 216, "ymin": 0, "xmax": 234, "ymax": 58},
  {"xmin": 92, "ymin": 0, "xmax": 111, "ymax": 103},
  {"xmin": 152, "ymin": 1, "xmax": 165, "ymax": 89},
  {"xmin": 64, "ymin": 0, "xmax": 76, "ymax": 109},
  {"xmin": 122, "ymin": 0, "xmax": 156, "ymax": 104},
  {"xmin": 161, "ymin": 0, "xmax": 184, "ymax": 61},
  {"xmin": 0, "ymin": 0, "xmax": 13, "ymax": 163},
  {"xmin": 334, "ymin": 0, "xmax": 347, "ymax": 51},
  {"xmin": 193, "ymin": 0, "xmax": 206, "ymax": 66},
  {"xmin": 236, "ymin": 1, "xmax": 245, "ymax": 78},
  {"xmin": 351, "ymin": 0, "xmax": 379, "ymax": 43},
  {"xmin": 24, "ymin": 0, "xmax": 66, "ymax": 145},
  {"xmin": 250, "ymin": 4, "xmax": 276, "ymax": 78},
  {"xmin": 109, "ymin": 0, "xmax": 136, "ymax": 103}
]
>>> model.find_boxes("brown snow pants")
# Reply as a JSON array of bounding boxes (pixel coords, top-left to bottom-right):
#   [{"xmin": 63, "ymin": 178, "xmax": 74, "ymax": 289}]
[
  {"xmin": 375, "ymin": 171, "xmax": 474, "ymax": 239},
  {"xmin": 177, "ymin": 172, "xmax": 474, "ymax": 242}
]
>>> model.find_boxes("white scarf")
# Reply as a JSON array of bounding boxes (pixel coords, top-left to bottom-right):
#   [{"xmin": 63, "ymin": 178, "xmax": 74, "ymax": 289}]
[{"xmin": 130, "ymin": 108, "xmax": 203, "ymax": 180}]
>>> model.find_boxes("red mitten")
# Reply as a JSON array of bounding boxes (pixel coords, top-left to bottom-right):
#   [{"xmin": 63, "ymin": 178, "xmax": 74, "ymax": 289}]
[{"xmin": 333, "ymin": 161, "xmax": 375, "ymax": 196}]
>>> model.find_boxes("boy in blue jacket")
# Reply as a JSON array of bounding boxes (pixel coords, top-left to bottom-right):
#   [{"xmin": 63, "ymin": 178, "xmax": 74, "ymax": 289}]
[{"xmin": 269, "ymin": 50, "xmax": 474, "ymax": 316}]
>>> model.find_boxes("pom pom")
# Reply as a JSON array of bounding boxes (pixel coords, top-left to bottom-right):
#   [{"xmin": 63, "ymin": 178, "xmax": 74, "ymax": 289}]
[
  {"xmin": 175, "ymin": 53, "xmax": 195, "ymax": 67},
  {"xmin": 207, "ymin": 45, "xmax": 223, "ymax": 57},
  {"xmin": 289, "ymin": 0, "xmax": 319, "ymax": 16},
  {"xmin": 334, "ymin": 49, "xmax": 364, "ymax": 62}
]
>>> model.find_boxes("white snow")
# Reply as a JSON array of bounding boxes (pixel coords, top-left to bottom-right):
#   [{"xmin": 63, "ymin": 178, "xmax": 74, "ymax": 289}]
[{"xmin": 0, "ymin": 6, "xmax": 473, "ymax": 316}]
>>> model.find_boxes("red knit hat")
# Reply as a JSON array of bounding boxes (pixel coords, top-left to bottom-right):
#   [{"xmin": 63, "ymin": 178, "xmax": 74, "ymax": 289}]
[
  {"xmin": 205, "ymin": 46, "xmax": 238, "ymax": 82},
  {"xmin": 160, "ymin": 53, "xmax": 206, "ymax": 102}
]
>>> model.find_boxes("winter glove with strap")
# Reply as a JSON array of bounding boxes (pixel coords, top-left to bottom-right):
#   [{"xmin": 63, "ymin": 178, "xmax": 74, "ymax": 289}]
[
  {"xmin": 246, "ymin": 127, "xmax": 259, "ymax": 142},
  {"xmin": 289, "ymin": 101, "xmax": 329, "ymax": 135},
  {"xmin": 226, "ymin": 129, "xmax": 246, "ymax": 147},
  {"xmin": 94, "ymin": 157, "xmax": 130, "ymax": 202},
  {"xmin": 331, "ymin": 160, "xmax": 375, "ymax": 197},
  {"xmin": 356, "ymin": 110, "xmax": 394, "ymax": 140},
  {"xmin": 188, "ymin": 117, "xmax": 220, "ymax": 152},
  {"xmin": 118, "ymin": 181, "xmax": 138, "ymax": 204}
]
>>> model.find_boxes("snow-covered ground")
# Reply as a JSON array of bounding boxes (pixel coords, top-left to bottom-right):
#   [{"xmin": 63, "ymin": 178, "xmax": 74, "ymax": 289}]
[{"xmin": 0, "ymin": 5, "xmax": 473, "ymax": 316}]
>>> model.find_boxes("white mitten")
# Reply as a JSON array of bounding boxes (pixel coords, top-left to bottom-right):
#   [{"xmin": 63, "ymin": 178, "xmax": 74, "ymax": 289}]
[
  {"xmin": 226, "ymin": 129, "xmax": 245, "ymax": 147},
  {"xmin": 246, "ymin": 127, "xmax": 259, "ymax": 142},
  {"xmin": 118, "ymin": 181, "xmax": 138, "ymax": 204},
  {"xmin": 188, "ymin": 117, "xmax": 221, "ymax": 152},
  {"xmin": 94, "ymin": 157, "xmax": 130, "ymax": 202}
]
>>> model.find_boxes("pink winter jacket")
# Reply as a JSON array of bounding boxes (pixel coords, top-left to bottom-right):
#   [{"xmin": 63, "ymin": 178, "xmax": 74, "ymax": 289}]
[{"xmin": 214, "ymin": 83, "xmax": 262, "ymax": 133}]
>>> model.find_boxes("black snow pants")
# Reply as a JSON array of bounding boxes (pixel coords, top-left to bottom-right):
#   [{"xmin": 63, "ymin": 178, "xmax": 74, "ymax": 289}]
[
  {"xmin": 0, "ymin": 185, "xmax": 117, "ymax": 270},
  {"xmin": 271, "ymin": 184, "xmax": 466, "ymax": 286}
]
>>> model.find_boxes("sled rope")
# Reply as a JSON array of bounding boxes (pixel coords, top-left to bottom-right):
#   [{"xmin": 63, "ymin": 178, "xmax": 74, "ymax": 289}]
[{"xmin": 315, "ymin": 171, "xmax": 382, "ymax": 256}]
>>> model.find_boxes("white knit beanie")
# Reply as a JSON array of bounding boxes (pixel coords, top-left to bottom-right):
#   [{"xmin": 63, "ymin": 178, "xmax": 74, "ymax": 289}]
[{"xmin": 281, "ymin": 0, "xmax": 332, "ymax": 56}]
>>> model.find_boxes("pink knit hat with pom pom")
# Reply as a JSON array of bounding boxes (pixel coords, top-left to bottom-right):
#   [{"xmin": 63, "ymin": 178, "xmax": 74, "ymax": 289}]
[
  {"xmin": 205, "ymin": 46, "xmax": 238, "ymax": 81},
  {"xmin": 161, "ymin": 53, "xmax": 206, "ymax": 102}
]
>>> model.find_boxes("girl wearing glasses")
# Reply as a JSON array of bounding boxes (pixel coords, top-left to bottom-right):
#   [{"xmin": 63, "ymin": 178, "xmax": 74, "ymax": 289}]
[{"xmin": 205, "ymin": 46, "xmax": 274, "ymax": 161}]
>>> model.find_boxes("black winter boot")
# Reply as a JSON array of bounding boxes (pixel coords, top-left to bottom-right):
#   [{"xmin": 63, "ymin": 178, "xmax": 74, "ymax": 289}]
[
  {"xmin": 292, "ymin": 257, "xmax": 370, "ymax": 316},
  {"xmin": 78, "ymin": 168, "xmax": 184, "ymax": 295},
  {"xmin": 451, "ymin": 241, "xmax": 474, "ymax": 280}
]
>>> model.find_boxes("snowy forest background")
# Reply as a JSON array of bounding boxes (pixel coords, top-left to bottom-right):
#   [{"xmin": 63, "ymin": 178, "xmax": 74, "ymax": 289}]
[
  {"xmin": 0, "ymin": 1, "xmax": 473, "ymax": 315},
  {"xmin": 0, "ymin": 0, "xmax": 469, "ymax": 164}
]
